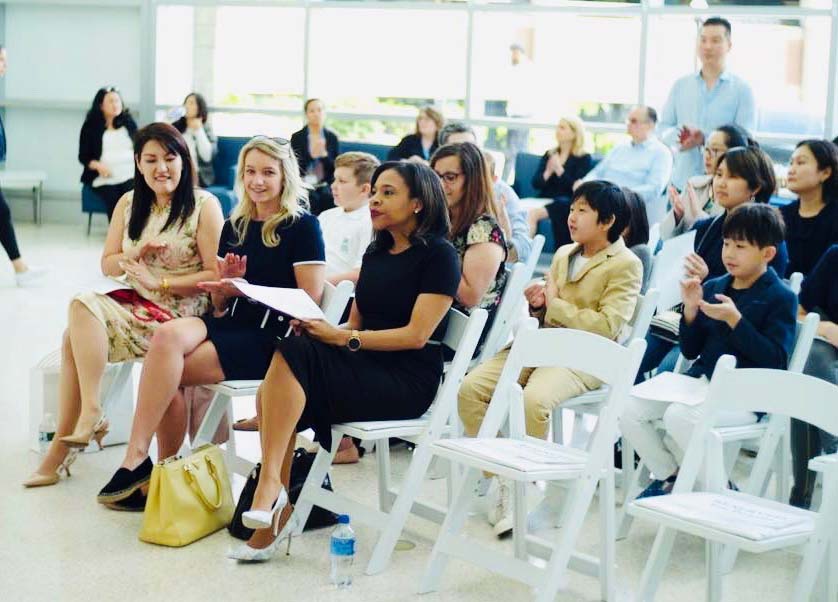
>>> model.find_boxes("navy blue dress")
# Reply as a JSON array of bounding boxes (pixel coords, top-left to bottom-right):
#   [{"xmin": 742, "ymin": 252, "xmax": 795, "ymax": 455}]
[
  {"xmin": 275, "ymin": 236, "xmax": 461, "ymax": 451},
  {"xmin": 203, "ymin": 214, "xmax": 325, "ymax": 380}
]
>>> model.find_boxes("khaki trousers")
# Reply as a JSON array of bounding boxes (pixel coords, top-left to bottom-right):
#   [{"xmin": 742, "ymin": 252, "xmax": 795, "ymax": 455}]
[{"xmin": 458, "ymin": 347, "xmax": 601, "ymax": 440}]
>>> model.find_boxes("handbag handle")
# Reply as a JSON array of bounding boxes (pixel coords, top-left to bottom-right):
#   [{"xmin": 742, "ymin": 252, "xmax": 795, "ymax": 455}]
[{"xmin": 183, "ymin": 455, "xmax": 224, "ymax": 511}]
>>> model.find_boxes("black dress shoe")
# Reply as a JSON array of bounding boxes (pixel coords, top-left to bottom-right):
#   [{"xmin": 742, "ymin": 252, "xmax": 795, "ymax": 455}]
[
  {"xmin": 103, "ymin": 488, "xmax": 147, "ymax": 512},
  {"xmin": 97, "ymin": 457, "xmax": 153, "ymax": 504}
]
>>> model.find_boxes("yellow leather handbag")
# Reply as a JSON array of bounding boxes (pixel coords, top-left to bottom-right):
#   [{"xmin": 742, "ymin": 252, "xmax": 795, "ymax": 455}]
[{"xmin": 139, "ymin": 444, "xmax": 234, "ymax": 547}]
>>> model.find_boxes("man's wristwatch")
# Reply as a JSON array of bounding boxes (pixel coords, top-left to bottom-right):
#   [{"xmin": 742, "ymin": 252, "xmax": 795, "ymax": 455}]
[{"xmin": 346, "ymin": 330, "xmax": 362, "ymax": 352}]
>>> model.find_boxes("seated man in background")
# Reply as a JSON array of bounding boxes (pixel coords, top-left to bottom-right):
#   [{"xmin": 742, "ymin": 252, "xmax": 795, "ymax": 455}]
[
  {"xmin": 458, "ymin": 181, "xmax": 642, "ymax": 537},
  {"xmin": 438, "ymin": 122, "xmax": 533, "ymax": 263},
  {"xmin": 579, "ymin": 106, "xmax": 673, "ymax": 224},
  {"xmin": 621, "ymin": 204, "xmax": 796, "ymax": 499}
]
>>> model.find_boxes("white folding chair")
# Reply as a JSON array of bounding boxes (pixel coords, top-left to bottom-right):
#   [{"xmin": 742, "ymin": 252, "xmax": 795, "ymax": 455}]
[
  {"xmin": 617, "ymin": 312, "xmax": 820, "ymax": 540},
  {"xmin": 290, "ymin": 307, "xmax": 488, "ymax": 576},
  {"xmin": 550, "ymin": 289, "xmax": 659, "ymax": 451},
  {"xmin": 523, "ymin": 233, "xmax": 546, "ymax": 285},
  {"xmin": 628, "ymin": 356, "xmax": 838, "ymax": 602},
  {"xmin": 419, "ymin": 323, "xmax": 646, "ymax": 602},
  {"xmin": 191, "ymin": 279, "xmax": 355, "ymax": 476}
]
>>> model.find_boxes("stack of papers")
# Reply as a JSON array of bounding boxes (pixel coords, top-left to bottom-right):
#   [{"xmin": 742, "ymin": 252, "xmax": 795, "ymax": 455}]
[
  {"xmin": 651, "ymin": 230, "xmax": 696, "ymax": 311},
  {"xmin": 231, "ymin": 280, "xmax": 325, "ymax": 321},
  {"xmin": 634, "ymin": 492, "xmax": 815, "ymax": 540},
  {"xmin": 631, "ymin": 372, "xmax": 709, "ymax": 406}
]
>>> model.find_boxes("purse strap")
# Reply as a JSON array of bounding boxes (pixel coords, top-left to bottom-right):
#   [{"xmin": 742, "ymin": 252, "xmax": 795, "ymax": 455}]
[{"xmin": 183, "ymin": 455, "xmax": 224, "ymax": 511}]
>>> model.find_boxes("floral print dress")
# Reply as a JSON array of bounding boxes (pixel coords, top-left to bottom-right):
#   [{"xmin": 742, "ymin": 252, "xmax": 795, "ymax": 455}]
[
  {"xmin": 450, "ymin": 213, "xmax": 508, "ymax": 326},
  {"xmin": 74, "ymin": 190, "xmax": 215, "ymax": 362}
]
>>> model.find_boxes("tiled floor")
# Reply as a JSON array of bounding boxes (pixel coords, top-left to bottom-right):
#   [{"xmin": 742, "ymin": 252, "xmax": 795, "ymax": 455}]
[{"xmin": 0, "ymin": 222, "xmax": 804, "ymax": 601}]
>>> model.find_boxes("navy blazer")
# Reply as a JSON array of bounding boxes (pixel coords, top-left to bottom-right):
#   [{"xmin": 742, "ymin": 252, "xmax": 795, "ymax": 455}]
[
  {"xmin": 680, "ymin": 267, "xmax": 797, "ymax": 379},
  {"xmin": 290, "ymin": 126, "xmax": 340, "ymax": 184},
  {"xmin": 693, "ymin": 212, "xmax": 789, "ymax": 280},
  {"xmin": 388, "ymin": 133, "xmax": 438, "ymax": 162}
]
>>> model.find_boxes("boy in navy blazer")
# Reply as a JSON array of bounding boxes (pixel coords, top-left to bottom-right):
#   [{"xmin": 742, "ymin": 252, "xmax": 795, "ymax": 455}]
[{"xmin": 621, "ymin": 204, "xmax": 797, "ymax": 497}]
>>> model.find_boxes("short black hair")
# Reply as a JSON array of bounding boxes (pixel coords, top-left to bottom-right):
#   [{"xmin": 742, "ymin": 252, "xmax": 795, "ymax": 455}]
[
  {"xmin": 703, "ymin": 16, "xmax": 732, "ymax": 38},
  {"xmin": 572, "ymin": 180, "xmax": 630, "ymax": 243},
  {"xmin": 621, "ymin": 188, "xmax": 650, "ymax": 247},
  {"xmin": 716, "ymin": 146, "xmax": 777, "ymax": 204},
  {"xmin": 722, "ymin": 204, "xmax": 785, "ymax": 250}
]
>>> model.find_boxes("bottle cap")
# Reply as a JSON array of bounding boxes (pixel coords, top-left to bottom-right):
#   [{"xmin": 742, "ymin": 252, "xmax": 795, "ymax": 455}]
[{"xmin": 338, "ymin": 514, "xmax": 350, "ymax": 524}]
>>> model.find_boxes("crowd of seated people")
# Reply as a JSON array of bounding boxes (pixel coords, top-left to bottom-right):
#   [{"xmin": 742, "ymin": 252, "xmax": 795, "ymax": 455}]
[{"xmin": 13, "ymin": 15, "xmax": 838, "ymax": 597}]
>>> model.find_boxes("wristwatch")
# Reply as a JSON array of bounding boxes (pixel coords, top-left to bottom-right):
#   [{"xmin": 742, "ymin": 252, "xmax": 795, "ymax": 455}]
[{"xmin": 346, "ymin": 330, "xmax": 362, "ymax": 352}]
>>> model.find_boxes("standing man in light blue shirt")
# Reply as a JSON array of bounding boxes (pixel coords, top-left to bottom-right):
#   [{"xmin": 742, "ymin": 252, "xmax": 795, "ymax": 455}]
[
  {"xmin": 580, "ymin": 106, "xmax": 673, "ymax": 223},
  {"xmin": 660, "ymin": 17, "xmax": 757, "ymax": 189}
]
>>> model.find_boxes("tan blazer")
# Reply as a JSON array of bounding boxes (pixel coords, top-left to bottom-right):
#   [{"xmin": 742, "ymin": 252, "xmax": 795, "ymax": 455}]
[{"xmin": 536, "ymin": 238, "xmax": 642, "ymax": 341}]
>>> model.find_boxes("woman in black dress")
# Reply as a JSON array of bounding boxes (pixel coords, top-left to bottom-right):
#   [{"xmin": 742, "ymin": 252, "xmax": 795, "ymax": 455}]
[
  {"xmin": 388, "ymin": 106, "xmax": 444, "ymax": 162},
  {"xmin": 526, "ymin": 115, "xmax": 593, "ymax": 246},
  {"xmin": 229, "ymin": 160, "xmax": 460, "ymax": 561},
  {"xmin": 97, "ymin": 136, "xmax": 326, "ymax": 506}
]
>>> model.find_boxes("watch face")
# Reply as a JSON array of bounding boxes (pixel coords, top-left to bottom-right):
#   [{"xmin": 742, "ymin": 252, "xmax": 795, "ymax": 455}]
[{"xmin": 348, "ymin": 337, "xmax": 361, "ymax": 351}]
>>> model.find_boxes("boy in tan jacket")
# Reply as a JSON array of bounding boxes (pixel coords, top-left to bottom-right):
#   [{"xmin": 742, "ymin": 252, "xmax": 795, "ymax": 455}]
[{"xmin": 458, "ymin": 180, "xmax": 642, "ymax": 536}]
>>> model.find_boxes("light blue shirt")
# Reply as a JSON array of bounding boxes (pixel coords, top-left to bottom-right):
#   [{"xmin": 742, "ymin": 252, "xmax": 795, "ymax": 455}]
[
  {"xmin": 493, "ymin": 179, "xmax": 532, "ymax": 263},
  {"xmin": 659, "ymin": 70, "xmax": 757, "ymax": 189},
  {"xmin": 583, "ymin": 136, "xmax": 673, "ymax": 212}
]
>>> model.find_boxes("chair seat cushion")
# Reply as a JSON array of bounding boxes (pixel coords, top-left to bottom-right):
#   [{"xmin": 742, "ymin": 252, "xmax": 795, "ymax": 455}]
[{"xmin": 630, "ymin": 490, "xmax": 815, "ymax": 545}]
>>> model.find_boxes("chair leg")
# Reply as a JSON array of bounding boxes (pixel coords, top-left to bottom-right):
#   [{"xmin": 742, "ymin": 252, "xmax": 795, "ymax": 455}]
[
  {"xmin": 706, "ymin": 541, "xmax": 723, "ymax": 602},
  {"xmin": 828, "ymin": 538, "xmax": 837, "ymax": 602},
  {"xmin": 366, "ymin": 438, "xmax": 437, "ymax": 575},
  {"xmin": 637, "ymin": 527, "xmax": 679, "ymax": 601},
  {"xmin": 291, "ymin": 434, "xmax": 338, "ymax": 536},
  {"xmin": 513, "ymin": 480, "xmax": 528, "ymax": 560},
  {"xmin": 599, "ymin": 467, "xmax": 617, "ymax": 602},
  {"xmin": 376, "ymin": 437, "xmax": 394, "ymax": 513},
  {"xmin": 617, "ymin": 461, "xmax": 649, "ymax": 541},
  {"xmin": 791, "ymin": 532, "xmax": 829, "ymax": 601},
  {"xmin": 418, "ymin": 467, "xmax": 482, "ymax": 594},
  {"xmin": 87, "ymin": 213, "xmax": 92, "ymax": 236}
]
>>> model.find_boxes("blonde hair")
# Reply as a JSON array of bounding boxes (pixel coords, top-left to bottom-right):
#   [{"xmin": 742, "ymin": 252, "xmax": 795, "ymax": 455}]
[
  {"xmin": 557, "ymin": 115, "xmax": 587, "ymax": 157},
  {"xmin": 416, "ymin": 106, "xmax": 445, "ymax": 135},
  {"xmin": 335, "ymin": 151, "xmax": 380, "ymax": 186},
  {"xmin": 230, "ymin": 136, "xmax": 307, "ymax": 248}
]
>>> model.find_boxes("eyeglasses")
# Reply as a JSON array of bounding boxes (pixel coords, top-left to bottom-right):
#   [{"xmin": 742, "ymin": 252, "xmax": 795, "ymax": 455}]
[
  {"xmin": 703, "ymin": 146, "xmax": 725, "ymax": 157},
  {"xmin": 435, "ymin": 171, "xmax": 463, "ymax": 184}
]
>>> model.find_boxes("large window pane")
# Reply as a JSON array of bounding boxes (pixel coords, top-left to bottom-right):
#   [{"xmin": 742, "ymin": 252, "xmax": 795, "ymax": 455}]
[
  {"xmin": 471, "ymin": 12, "xmax": 641, "ymax": 124},
  {"xmin": 213, "ymin": 7, "xmax": 305, "ymax": 110},
  {"xmin": 646, "ymin": 15, "xmax": 828, "ymax": 137},
  {"xmin": 156, "ymin": 6, "xmax": 194, "ymax": 107},
  {"xmin": 308, "ymin": 8, "xmax": 467, "ymax": 119}
]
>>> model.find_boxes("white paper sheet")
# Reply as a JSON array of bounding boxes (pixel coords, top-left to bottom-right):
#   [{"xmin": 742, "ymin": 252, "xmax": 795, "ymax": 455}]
[
  {"xmin": 231, "ymin": 280, "xmax": 325, "ymax": 321},
  {"xmin": 89, "ymin": 275, "xmax": 131, "ymax": 295},
  {"xmin": 630, "ymin": 371, "xmax": 709, "ymax": 406},
  {"xmin": 652, "ymin": 230, "xmax": 696, "ymax": 311},
  {"xmin": 634, "ymin": 492, "xmax": 814, "ymax": 540}
]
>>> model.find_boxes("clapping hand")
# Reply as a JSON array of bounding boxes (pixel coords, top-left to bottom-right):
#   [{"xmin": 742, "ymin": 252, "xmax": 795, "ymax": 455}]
[
  {"xmin": 119, "ymin": 258, "xmax": 160, "ymax": 291},
  {"xmin": 679, "ymin": 126, "xmax": 704, "ymax": 151},
  {"xmin": 309, "ymin": 137, "xmax": 327, "ymax": 159},
  {"xmin": 684, "ymin": 252, "xmax": 709, "ymax": 281},
  {"xmin": 680, "ymin": 277, "xmax": 703, "ymax": 309},
  {"xmin": 197, "ymin": 278, "xmax": 245, "ymax": 298},
  {"xmin": 525, "ymin": 281, "xmax": 547, "ymax": 309},
  {"xmin": 131, "ymin": 240, "xmax": 169, "ymax": 263},
  {"xmin": 668, "ymin": 185, "xmax": 685, "ymax": 221},
  {"xmin": 699, "ymin": 294, "xmax": 742, "ymax": 329},
  {"xmin": 217, "ymin": 253, "xmax": 247, "ymax": 279}
]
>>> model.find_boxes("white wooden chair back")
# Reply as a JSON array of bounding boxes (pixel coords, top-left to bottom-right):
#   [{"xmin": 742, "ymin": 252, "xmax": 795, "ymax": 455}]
[
  {"xmin": 320, "ymin": 279, "xmax": 354, "ymax": 325},
  {"xmin": 473, "ymin": 262, "xmax": 529, "ymax": 365}
]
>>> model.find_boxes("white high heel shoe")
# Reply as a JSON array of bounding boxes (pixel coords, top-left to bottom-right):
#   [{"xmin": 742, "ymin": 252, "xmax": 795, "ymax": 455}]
[
  {"xmin": 242, "ymin": 486, "xmax": 289, "ymax": 530},
  {"xmin": 227, "ymin": 510, "xmax": 301, "ymax": 562}
]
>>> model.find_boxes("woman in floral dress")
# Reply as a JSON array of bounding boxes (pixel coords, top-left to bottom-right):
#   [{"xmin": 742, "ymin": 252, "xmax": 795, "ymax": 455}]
[{"xmin": 24, "ymin": 123, "xmax": 223, "ymax": 487}]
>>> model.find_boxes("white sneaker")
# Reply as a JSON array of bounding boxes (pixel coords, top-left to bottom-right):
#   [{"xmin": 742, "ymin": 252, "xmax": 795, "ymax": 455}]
[
  {"xmin": 15, "ymin": 265, "xmax": 48, "ymax": 286},
  {"xmin": 487, "ymin": 478, "xmax": 513, "ymax": 537},
  {"xmin": 474, "ymin": 476, "xmax": 492, "ymax": 497},
  {"xmin": 527, "ymin": 483, "xmax": 564, "ymax": 532}
]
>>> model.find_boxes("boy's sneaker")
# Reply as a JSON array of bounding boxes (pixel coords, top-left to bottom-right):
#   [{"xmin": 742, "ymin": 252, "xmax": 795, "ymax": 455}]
[{"xmin": 487, "ymin": 478, "xmax": 513, "ymax": 537}]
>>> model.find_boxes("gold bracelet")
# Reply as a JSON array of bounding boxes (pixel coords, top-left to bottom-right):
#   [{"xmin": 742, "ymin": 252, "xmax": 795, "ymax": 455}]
[{"xmin": 160, "ymin": 278, "xmax": 170, "ymax": 293}]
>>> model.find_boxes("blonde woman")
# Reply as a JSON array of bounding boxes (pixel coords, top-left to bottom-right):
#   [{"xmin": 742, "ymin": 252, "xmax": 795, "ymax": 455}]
[
  {"xmin": 388, "ymin": 106, "xmax": 445, "ymax": 162},
  {"xmin": 97, "ymin": 136, "xmax": 326, "ymax": 506},
  {"xmin": 527, "ymin": 115, "xmax": 594, "ymax": 245}
]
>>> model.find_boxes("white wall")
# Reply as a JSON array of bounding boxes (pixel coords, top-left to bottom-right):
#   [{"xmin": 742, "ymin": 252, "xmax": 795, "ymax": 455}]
[{"xmin": 2, "ymin": 2, "xmax": 142, "ymax": 220}]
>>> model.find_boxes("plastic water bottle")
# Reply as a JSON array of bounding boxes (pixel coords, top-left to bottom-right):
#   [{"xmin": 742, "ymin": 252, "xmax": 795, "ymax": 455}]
[
  {"xmin": 330, "ymin": 514, "xmax": 355, "ymax": 589},
  {"xmin": 38, "ymin": 413, "xmax": 56, "ymax": 454}
]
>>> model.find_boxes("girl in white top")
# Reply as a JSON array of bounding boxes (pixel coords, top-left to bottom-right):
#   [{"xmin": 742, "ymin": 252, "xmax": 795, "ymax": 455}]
[{"xmin": 172, "ymin": 92, "xmax": 217, "ymax": 187}]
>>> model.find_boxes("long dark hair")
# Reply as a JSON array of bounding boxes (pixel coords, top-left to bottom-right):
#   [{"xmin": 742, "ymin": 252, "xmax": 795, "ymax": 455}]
[
  {"xmin": 795, "ymin": 139, "xmax": 838, "ymax": 203},
  {"xmin": 716, "ymin": 124, "xmax": 757, "ymax": 150},
  {"xmin": 621, "ymin": 187, "xmax": 650, "ymax": 247},
  {"xmin": 715, "ymin": 146, "xmax": 776, "ymax": 204},
  {"xmin": 368, "ymin": 161, "xmax": 451, "ymax": 251},
  {"xmin": 128, "ymin": 123, "xmax": 197, "ymax": 241},
  {"xmin": 173, "ymin": 92, "xmax": 209, "ymax": 132},
  {"xmin": 84, "ymin": 86, "xmax": 132, "ymax": 130},
  {"xmin": 430, "ymin": 142, "xmax": 496, "ymax": 238}
]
